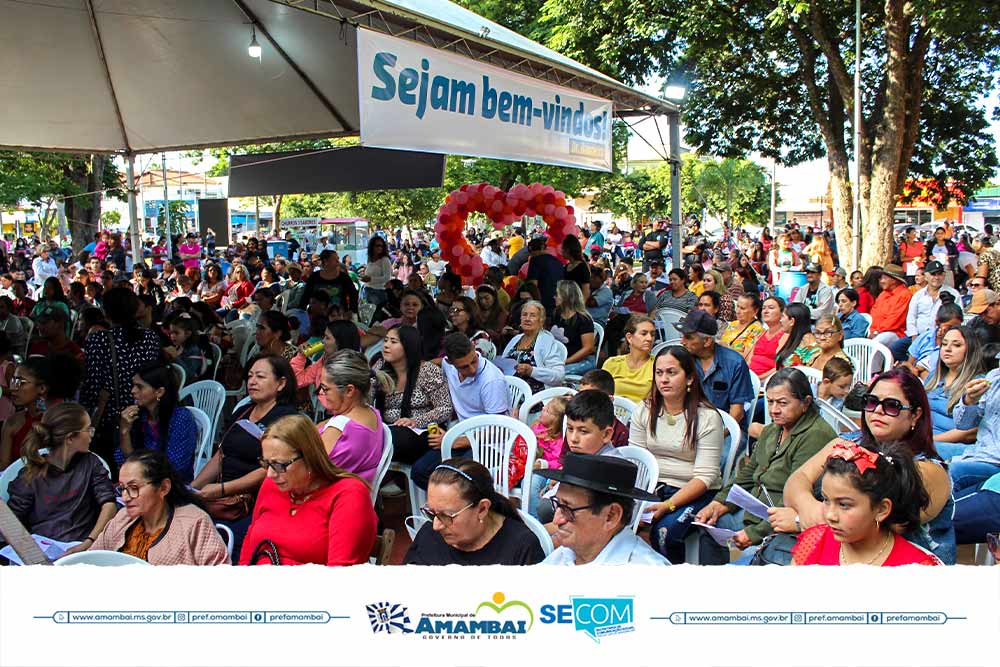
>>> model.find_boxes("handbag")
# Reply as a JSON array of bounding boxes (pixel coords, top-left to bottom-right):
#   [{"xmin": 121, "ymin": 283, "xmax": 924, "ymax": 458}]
[
  {"xmin": 749, "ymin": 532, "xmax": 798, "ymax": 566},
  {"xmin": 249, "ymin": 539, "xmax": 280, "ymax": 565},
  {"xmin": 203, "ymin": 405, "xmax": 256, "ymax": 522}
]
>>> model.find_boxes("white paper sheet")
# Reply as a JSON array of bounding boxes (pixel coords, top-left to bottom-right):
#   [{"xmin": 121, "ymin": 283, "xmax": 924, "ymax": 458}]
[
  {"xmin": 0, "ymin": 535, "xmax": 81, "ymax": 565},
  {"xmin": 493, "ymin": 357, "xmax": 518, "ymax": 375},
  {"xmin": 726, "ymin": 484, "xmax": 771, "ymax": 520},
  {"xmin": 236, "ymin": 419, "xmax": 263, "ymax": 440},
  {"xmin": 691, "ymin": 521, "xmax": 737, "ymax": 546}
]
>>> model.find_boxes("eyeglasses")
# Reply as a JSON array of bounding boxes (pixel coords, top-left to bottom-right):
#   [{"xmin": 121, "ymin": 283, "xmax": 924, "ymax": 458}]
[
  {"xmin": 114, "ymin": 481, "xmax": 152, "ymax": 499},
  {"xmin": 814, "ymin": 329, "xmax": 840, "ymax": 338},
  {"xmin": 449, "ymin": 307, "xmax": 465, "ymax": 315},
  {"xmin": 76, "ymin": 427, "xmax": 96, "ymax": 437},
  {"xmin": 549, "ymin": 497, "xmax": 599, "ymax": 522},
  {"xmin": 969, "ymin": 282, "xmax": 985, "ymax": 288},
  {"xmin": 419, "ymin": 503, "xmax": 473, "ymax": 525},
  {"xmin": 862, "ymin": 394, "xmax": 914, "ymax": 418},
  {"xmin": 258, "ymin": 455, "xmax": 303, "ymax": 473},
  {"xmin": 9, "ymin": 377, "xmax": 34, "ymax": 388}
]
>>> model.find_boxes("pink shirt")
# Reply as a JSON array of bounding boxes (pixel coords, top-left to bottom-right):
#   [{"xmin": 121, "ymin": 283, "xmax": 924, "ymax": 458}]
[
  {"xmin": 532, "ymin": 421, "xmax": 565, "ymax": 469},
  {"xmin": 320, "ymin": 410, "xmax": 384, "ymax": 483},
  {"xmin": 178, "ymin": 243, "xmax": 201, "ymax": 269}
]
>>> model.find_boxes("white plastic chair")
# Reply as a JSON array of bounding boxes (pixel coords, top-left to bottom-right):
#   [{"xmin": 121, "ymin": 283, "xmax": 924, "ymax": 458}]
[
  {"xmin": 518, "ymin": 509, "xmax": 553, "ymax": 556},
  {"xmin": 745, "ymin": 371, "xmax": 763, "ymax": 425},
  {"xmin": 518, "ymin": 387, "xmax": 577, "ymax": 424},
  {"xmin": 504, "ymin": 376, "xmax": 532, "ymax": 415},
  {"xmin": 169, "ymin": 363, "xmax": 187, "ymax": 390},
  {"xmin": 656, "ymin": 308, "xmax": 686, "ymax": 341},
  {"xmin": 616, "ymin": 445, "xmax": 659, "ymax": 533},
  {"xmin": 187, "ymin": 406, "xmax": 213, "ymax": 477},
  {"xmin": 564, "ymin": 321, "xmax": 605, "ymax": 386},
  {"xmin": 441, "ymin": 415, "xmax": 537, "ymax": 502},
  {"xmin": 209, "ymin": 342, "xmax": 223, "ymax": 381},
  {"xmin": 240, "ymin": 340, "xmax": 259, "ymax": 369},
  {"xmin": 816, "ymin": 397, "xmax": 858, "ymax": 433},
  {"xmin": 858, "ymin": 312, "xmax": 873, "ymax": 336},
  {"xmin": 791, "ymin": 365, "xmax": 823, "ymax": 397},
  {"xmin": 844, "ymin": 338, "xmax": 893, "ymax": 385},
  {"xmin": 19, "ymin": 317, "xmax": 33, "ymax": 357},
  {"xmin": 370, "ymin": 425, "xmax": 395, "ymax": 505},
  {"xmin": 718, "ymin": 409, "xmax": 746, "ymax": 487},
  {"xmin": 216, "ymin": 523, "xmax": 234, "ymax": 560},
  {"xmin": 612, "ymin": 396, "xmax": 638, "ymax": 425},
  {"xmin": 365, "ymin": 339, "xmax": 383, "ymax": 363},
  {"xmin": 0, "ymin": 458, "xmax": 25, "ymax": 502},
  {"xmin": 55, "ymin": 550, "xmax": 150, "ymax": 566},
  {"xmin": 233, "ymin": 395, "xmax": 253, "ymax": 415},
  {"xmin": 650, "ymin": 339, "xmax": 682, "ymax": 358},
  {"xmin": 179, "ymin": 380, "xmax": 226, "ymax": 442}
]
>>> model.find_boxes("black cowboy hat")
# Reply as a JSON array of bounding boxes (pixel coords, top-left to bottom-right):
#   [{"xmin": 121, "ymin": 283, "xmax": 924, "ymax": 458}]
[{"xmin": 535, "ymin": 454, "xmax": 658, "ymax": 501}]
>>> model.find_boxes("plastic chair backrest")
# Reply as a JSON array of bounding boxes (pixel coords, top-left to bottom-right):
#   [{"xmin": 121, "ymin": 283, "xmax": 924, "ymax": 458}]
[
  {"xmin": 657, "ymin": 309, "xmax": 686, "ymax": 336},
  {"xmin": 0, "ymin": 458, "xmax": 26, "ymax": 502},
  {"xmin": 791, "ymin": 365, "xmax": 823, "ymax": 396},
  {"xmin": 170, "ymin": 363, "xmax": 187, "ymax": 390},
  {"xmin": 187, "ymin": 407, "xmax": 213, "ymax": 477},
  {"xmin": 844, "ymin": 338, "xmax": 893, "ymax": 385},
  {"xmin": 370, "ymin": 425, "xmax": 395, "ymax": 505},
  {"xmin": 815, "ymin": 397, "xmax": 858, "ymax": 433},
  {"xmin": 209, "ymin": 343, "xmax": 223, "ymax": 381},
  {"xmin": 504, "ymin": 376, "xmax": 532, "ymax": 415},
  {"xmin": 441, "ymin": 415, "xmax": 537, "ymax": 499},
  {"xmin": 746, "ymin": 371, "xmax": 763, "ymax": 424},
  {"xmin": 19, "ymin": 317, "xmax": 33, "ymax": 356},
  {"xmin": 612, "ymin": 396, "xmax": 638, "ymax": 425},
  {"xmin": 216, "ymin": 523, "xmax": 234, "ymax": 560},
  {"xmin": 518, "ymin": 387, "xmax": 577, "ymax": 424},
  {"xmin": 615, "ymin": 445, "xmax": 659, "ymax": 533},
  {"xmin": 650, "ymin": 339, "xmax": 682, "ymax": 358},
  {"xmin": 858, "ymin": 312, "xmax": 873, "ymax": 336},
  {"xmin": 233, "ymin": 395, "xmax": 253, "ymax": 415},
  {"xmin": 240, "ymin": 340, "xmax": 259, "ymax": 368},
  {"xmin": 717, "ymin": 409, "xmax": 745, "ymax": 487},
  {"xmin": 55, "ymin": 550, "xmax": 150, "ymax": 566},
  {"xmin": 365, "ymin": 339, "xmax": 384, "ymax": 363},
  {"xmin": 178, "ymin": 380, "xmax": 226, "ymax": 442},
  {"xmin": 592, "ymin": 321, "xmax": 605, "ymax": 357},
  {"xmin": 518, "ymin": 509, "xmax": 554, "ymax": 556}
]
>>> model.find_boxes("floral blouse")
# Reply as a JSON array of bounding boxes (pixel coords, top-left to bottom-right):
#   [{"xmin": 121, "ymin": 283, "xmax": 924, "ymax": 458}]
[
  {"xmin": 720, "ymin": 320, "xmax": 764, "ymax": 356},
  {"xmin": 371, "ymin": 359, "xmax": 454, "ymax": 428}
]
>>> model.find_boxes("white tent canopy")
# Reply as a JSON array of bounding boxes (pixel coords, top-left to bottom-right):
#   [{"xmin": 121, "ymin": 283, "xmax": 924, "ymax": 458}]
[{"xmin": 0, "ymin": 0, "xmax": 676, "ymax": 155}]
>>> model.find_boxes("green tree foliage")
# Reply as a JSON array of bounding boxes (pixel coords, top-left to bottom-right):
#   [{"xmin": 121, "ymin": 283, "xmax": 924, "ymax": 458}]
[
  {"xmin": 686, "ymin": 157, "xmax": 771, "ymax": 228},
  {"xmin": 591, "ymin": 169, "xmax": 671, "ymax": 225},
  {"xmin": 156, "ymin": 200, "xmax": 191, "ymax": 235},
  {"xmin": 535, "ymin": 0, "xmax": 1000, "ymax": 269}
]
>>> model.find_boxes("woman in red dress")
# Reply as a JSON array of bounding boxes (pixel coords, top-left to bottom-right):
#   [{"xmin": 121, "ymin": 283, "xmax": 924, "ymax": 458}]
[{"xmin": 792, "ymin": 441, "xmax": 941, "ymax": 566}]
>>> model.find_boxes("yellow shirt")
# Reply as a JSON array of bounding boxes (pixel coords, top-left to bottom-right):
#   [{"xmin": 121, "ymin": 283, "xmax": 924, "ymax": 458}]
[
  {"xmin": 601, "ymin": 355, "xmax": 654, "ymax": 404},
  {"xmin": 507, "ymin": 235, "xmax": 525, "ymax": 258},
  {"xmin": 690, "ymin": 280, "xmax": 705, "ymax": 297}
]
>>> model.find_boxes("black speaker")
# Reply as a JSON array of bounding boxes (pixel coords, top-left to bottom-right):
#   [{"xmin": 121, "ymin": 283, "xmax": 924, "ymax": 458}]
[{"xmin": 198, "ymin": 199, "xmax": 229, "ymax": 247}]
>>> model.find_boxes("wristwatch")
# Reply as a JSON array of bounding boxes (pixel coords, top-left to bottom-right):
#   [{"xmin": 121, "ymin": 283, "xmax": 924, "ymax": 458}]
[{"xmin": 794, "ymin": 515, "xmax": 801, "ymax": 532}]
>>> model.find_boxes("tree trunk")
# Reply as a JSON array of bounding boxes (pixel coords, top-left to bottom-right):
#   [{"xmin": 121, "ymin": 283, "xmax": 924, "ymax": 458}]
[
  {"xmin": 829, "ymin": 160, "xmax": 855, "ymax": 272},
  {"xmin": 271, "ymin": 194, "xmax": 283, "ymax": 237},
  {"xmin": 63, "ymin": 154, "xmax": 106, "ymax": 254}
]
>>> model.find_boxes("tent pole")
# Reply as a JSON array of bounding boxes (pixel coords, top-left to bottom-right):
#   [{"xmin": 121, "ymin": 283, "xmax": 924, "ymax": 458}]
[
  {"xmin": 125, "ymin": 153, "xmax": 143, "ymax": 267},
  {"xmin": 162, "ymin": 154, "xmax": 173, "ymax": 259}
]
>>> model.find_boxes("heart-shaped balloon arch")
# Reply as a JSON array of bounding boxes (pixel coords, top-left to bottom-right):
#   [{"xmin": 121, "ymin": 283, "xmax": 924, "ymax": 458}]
[{"xmin": 434, "ymin": 182, "xmax": 579, "ymax": 285}]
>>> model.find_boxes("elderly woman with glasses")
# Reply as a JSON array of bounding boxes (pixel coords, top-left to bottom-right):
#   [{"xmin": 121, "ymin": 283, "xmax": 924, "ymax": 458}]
[
  {"xmin": 500, "ymin": 300, "xmax": 566, "ymax": 392},
  {"xmin": 91, "ymin": 450, "xmax": 230, "ymax": 564},
  {"xmin": 241, "ymin": 414, "xmax": 376, "ymax": 566},
  {"xmin": 404, "ymin": 458, "xmax": 544, "ymax": 565}
]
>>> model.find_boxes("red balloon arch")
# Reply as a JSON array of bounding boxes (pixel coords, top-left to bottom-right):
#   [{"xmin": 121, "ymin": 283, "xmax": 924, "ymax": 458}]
[{"xmin": 433, "ymin": 182, "xmax": 579, "ymax": 285}]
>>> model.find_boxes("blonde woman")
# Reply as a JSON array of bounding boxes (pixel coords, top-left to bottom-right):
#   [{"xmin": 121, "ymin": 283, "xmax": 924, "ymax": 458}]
[
  {"xmin": 803, "ymin": 234, "xmax": 835, "ymax": 280},
  {"xmin": 924, "ymin": 326, "xmax": 984, "ymax": 446},
  {"xmin": 601, "ymin": 314, "xmax": 656, "ymax": 403},
  {"xmin": 554, "ymin": 280, "xmax": 597, "ymax": 375},
  {"xmin": 5, "ymin": 402, "xmax": 117, "ymax": 554},
  {"xmin": 240, "ymin": 414, "xmax": 377, "ymax": 565},
  {"xmin": 220, "ymin": 264, "xmax": 255, "ymax": 317}
]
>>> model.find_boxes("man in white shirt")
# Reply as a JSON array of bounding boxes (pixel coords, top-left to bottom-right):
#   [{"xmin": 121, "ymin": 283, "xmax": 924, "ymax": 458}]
[
  {"xmin": 413, "ymin": 333, "xmax": 509, "ymax": 489},
  {"xmin": 480, "ymin": 234, "xmax": 506, "ymax": 268},
  {"xmin": 426, "ymin": 250, "xmax": 448, "ymax": 277},
  {"xmin": 893, "ymin": 259, "xmax": 961, "ymax": 361},
  {"xmin": 31, "ymin": 245, "xmax": 58, "ymax": 287},
  {"xmin": 540, "ymin": 453, "xmax": 668, "ymax": 566}
]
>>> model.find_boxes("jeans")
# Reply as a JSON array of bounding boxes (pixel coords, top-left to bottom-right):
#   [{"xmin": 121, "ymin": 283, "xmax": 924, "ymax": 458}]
[
  {"xmin": 650, "ymin": 486, "xmax": 716, "ymax": 563},
  {"xmin": 953, "ymin": 484, "xmax": 1000, "ymax": 544},
  {"xmin": 565, "ymin": 357, "xmax": 597, "ymax": 376},
  {"xmin": 889, "ymin": 335, "xmax": 913, "ymax": 362},
  {"xmin": 873, "ymin": 331, "xmax": 901, "ymax": 349},
  {"xmin": 949, "ymin": 460, "xmax": 1000, "ymax": 496},
  {"xmin": 363, "ymin": 287, "xmax": 387, "ymax": 306},
  {"xmin": 697, "ymin": 509, "xmax": 745, "ymax": 565}
]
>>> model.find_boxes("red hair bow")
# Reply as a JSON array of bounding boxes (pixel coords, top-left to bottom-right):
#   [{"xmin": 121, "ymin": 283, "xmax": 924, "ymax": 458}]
[{"xmin": 828, "ymin": 441, "xmax": 880, "ymax": 474}]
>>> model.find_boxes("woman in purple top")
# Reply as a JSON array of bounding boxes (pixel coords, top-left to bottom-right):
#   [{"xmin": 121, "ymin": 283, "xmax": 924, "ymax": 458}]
[{"xmin": 316, "ymin": 349, "xmax": 386, "ymax": 483}]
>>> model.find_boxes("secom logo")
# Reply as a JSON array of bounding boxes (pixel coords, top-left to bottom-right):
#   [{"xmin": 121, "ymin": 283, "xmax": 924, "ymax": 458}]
[{"xmin": 540, "ymin": 596, "xmax": 635, "ymax": 643}]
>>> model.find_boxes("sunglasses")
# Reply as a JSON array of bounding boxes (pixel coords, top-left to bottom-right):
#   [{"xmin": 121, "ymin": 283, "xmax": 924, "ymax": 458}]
[{"xmin": 862, "ymin": 394, "xmax": 914, "ymax": 418}]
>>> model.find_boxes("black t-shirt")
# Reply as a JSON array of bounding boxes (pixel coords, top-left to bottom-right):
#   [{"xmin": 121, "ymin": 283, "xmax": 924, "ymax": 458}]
[
  {"xmin": 220, "ymin": 403, "xmax": 299, "ymax": 483},
  {"xmin": 526, "ymin": 254, "xmax": 564, "ymax": 315},
  {"xmin": 564, "ymin": 261, "xmax": 590, "ymax": 295},
  {"xmin": 684, "ymin": 233, "xmax": 706, "ymax": 261},
  {"xmin": 301, "ymin": 270, "xmax": 359, "ymax": 312},
  {"xmin": 403, "ymin": 515, "xmax": 545, "ymax": 565},
  {"xmin": 554, "ymin": 311, "xmax": 595, "ymax": 357},
  {"xmin": 639, "ymin": 230, "xmax": 670, "ymax": 262}
]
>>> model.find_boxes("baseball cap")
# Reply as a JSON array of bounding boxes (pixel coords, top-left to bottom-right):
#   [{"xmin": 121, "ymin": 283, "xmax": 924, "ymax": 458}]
[
  {"xmin": 672, "ymin": 309, "xmax": 718, "ymax": 337},
  {"xmin": 968, "ymin": 288, "xmax": 999, "ymax": 314},
  {"xmin": 924, "ymin": 260, "xmax": 945, "ymax": 274},
  {"xmin": 715, "ymin": 261, "xmax": 733, "ymax": 273},
  {"xmin": 831, "ymin": 267, "xmax": 847, "ymax": 278},
  {"xmin": 804, "ymin": 262, "xmax": 822, "ymax": 273}
]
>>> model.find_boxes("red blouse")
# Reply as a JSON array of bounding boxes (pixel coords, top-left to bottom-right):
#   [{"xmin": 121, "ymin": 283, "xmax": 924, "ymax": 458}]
[
  {"xmin": 239, "ymin": 476, "xmax": 376, "ymax": 566},
  {"xmin": 855, "ymin": 287, "xmax": 875, "ymax": 314},
  {"xmin": 792, "ymin": 524, "xmax": 941, "ymax": 566}
]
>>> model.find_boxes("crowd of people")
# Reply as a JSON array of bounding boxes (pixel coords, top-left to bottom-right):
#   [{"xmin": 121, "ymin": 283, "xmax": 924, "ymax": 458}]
[{"xmin": 0, "ymin": 214, "xmax": 998, "ymax": 568}]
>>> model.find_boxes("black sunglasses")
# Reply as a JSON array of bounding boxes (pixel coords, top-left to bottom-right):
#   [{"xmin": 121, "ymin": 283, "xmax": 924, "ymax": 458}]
[{"xmin": 862, "ymin": 394, "xmax": 913, "ymax": 418}]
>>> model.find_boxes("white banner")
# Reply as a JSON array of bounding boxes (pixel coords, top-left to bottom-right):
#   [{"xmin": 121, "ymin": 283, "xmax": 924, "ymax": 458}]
[{"xmin": 357, "ymin": 29, "xmax": 614, "ymax": 172}]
